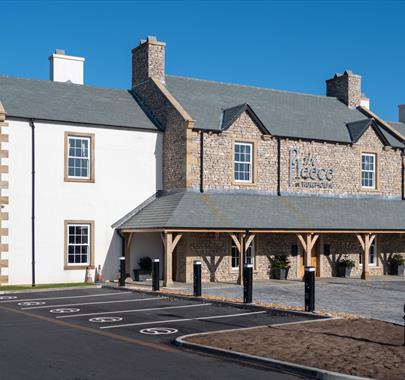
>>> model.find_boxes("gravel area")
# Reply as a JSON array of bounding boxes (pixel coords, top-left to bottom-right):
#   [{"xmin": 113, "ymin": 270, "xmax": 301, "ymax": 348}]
[{"xmin": 187, "ymin": 318, "xmax": 405, "ymax": 380}]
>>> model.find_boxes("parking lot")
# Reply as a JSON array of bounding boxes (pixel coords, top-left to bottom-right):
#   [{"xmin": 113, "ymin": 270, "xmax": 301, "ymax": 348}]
[{"xmin": 0, "ymin": 287, "xmax": 321, "ymax": 379}]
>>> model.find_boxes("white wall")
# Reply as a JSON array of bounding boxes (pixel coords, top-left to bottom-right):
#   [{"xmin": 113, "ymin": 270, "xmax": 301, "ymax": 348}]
[
  {"xmin": 49, "ymin": 54, "xmax": 85, "ymax": 85},
  {"xmin": 8, "ymin": 119, "xmax": 162, "ymax": 284}
]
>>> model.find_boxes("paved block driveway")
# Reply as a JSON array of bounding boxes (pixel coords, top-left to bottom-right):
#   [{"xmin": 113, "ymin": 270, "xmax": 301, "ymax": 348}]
[
  {"xmin": 0, "ymin": 287, "xmax": 319, "ymax": 380},
  {"xmin": 179, "ymin": 276, "xmax": 405, "ymax": 324}
]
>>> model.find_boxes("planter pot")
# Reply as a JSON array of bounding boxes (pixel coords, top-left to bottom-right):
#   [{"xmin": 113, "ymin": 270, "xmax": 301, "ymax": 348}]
[
  {"xmin": 389, "ymin": 264, "xmax": 405, "ymax": 276},
  {"xmin": 271, "ymin": 268, "xmax": 289, "ymax": 280},
  {"xmin": 133, "ymin": 269, "xmax": 152, "ymax": 282},
  {"xmin": 336, "ymin": 264, "xmax": 352, "ymax": 278}
]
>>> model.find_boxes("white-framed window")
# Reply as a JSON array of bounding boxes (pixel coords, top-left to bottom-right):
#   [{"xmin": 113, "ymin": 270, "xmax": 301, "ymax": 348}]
[
  {"xmin": 234, "ymin": 142, "xmax": 253, "ymax": 182},
  {"xmin": 67, "ymin": 223, "xmax": 90, "ymax": 266},
  {"xmin": 231, "ymin": 240, "xmax": 254, "ymax": 269},
  {"xmin": 68, "ymin": 136, "xmax": 91, "ymax": 179},
  {"xmin": 359, "ymin": 239, "xmax": 377, "ymax": 266},
  {"xmin": 361, "ymin": 153, "xmax": 376, "ymax": 189}
]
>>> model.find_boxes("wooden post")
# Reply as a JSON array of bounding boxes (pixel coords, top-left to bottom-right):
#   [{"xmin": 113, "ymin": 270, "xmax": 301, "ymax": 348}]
[
  {"xmin": 229, "ymin": 233, "xmax": 255, "ymax": 285},
  {"xmin": 124, "ymin": 233, "xmax": 133, "ymax": 275},
  {"xmin": 297, "ymin": 233, "xmax": 319, "ymax": 272},
  {"xmin": 356, "ymin": 233, "xmax": 375, "ymax": 280},
  {"xmin": 162, "ymin": 232, "xmax": 182, "ymax": 287}
]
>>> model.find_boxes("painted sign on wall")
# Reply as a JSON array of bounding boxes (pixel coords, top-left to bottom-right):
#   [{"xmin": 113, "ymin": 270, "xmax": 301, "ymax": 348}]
[{"xmin": 289, "ymin": 148, "xmax": 335, "ymax": 189}]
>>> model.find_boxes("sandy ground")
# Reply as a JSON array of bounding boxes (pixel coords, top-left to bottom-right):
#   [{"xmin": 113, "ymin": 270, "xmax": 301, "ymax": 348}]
[{"xmin": 187, "ymin": 319, "xmax": 405, "ymax": 380}]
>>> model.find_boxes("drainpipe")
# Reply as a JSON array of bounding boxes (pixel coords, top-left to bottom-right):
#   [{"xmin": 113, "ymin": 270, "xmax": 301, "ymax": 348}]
[
  {"xmin": 29, "ymin": 119, "xmax": 36, "ymax": 287},
  {"xmin": 200, "ymin": 130, "xmax": 204, "ymax": 193},
  {"xmin": 277, "ymin": 137, "xmax": 281, "ymax": 196}
]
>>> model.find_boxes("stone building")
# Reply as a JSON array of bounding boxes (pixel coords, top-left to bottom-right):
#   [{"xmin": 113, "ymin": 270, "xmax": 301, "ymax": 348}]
[
  {"xmin": 115, "ymin": 37, "xmax": 405, "ymax": 286},
  {"xmin": 0, "ymin": 36, "xmax": 405, "ymax": 286}
]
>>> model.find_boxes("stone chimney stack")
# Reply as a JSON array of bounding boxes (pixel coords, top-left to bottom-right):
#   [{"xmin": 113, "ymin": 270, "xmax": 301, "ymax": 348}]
[
  {"xmin": 399, "ymin": 105, "xmax": 405, "ymax": 123},
  {"xmin": 132, "ymin": 36, "xmax": 166, "ymax": 88},
  {"xmin": 326, "ymin": 70, "xmax": 363, "ymax": 108}
]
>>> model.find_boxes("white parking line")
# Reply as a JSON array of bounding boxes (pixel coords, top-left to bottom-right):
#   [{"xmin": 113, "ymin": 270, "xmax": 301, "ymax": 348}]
[
  {"xmin": 0, "ymin": 292, "xmax": 129, "ymax": 304},
  {"xmin": 21, "ymin": 297, "xmax": 167, "ymax": 310},
  {"xmin": 100, "ymin": 310, "xmax": 267, "ymax": 329},
  {"xmin": 56, "ymin": 303, "xmax": 212, "ymax": 319}
]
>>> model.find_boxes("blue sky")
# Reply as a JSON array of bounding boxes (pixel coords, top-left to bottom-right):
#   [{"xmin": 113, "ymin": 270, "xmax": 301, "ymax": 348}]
[{"xmin": 2, "ymin": 1, "xmax": 405, "ymax": 121}]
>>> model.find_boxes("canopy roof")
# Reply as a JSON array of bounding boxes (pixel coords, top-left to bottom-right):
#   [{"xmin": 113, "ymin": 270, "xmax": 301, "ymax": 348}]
[{"xmin": 114, "ymin": 191, "xmax": 405, "ymax": 232}]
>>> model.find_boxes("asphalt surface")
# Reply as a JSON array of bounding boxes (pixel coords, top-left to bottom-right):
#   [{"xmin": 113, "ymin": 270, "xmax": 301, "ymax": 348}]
[{"xmin": 0, "ymin": 287, "xmax": 321, "ymax": 379}]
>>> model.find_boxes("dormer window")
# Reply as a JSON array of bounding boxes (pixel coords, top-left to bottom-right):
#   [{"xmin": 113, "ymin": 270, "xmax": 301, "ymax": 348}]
[
  {"xmin": 234, "ymin": 142, "xmax": 253, "ymax": 183},
  {"xmin": 361, "ymin": 153, "xmax": 376, "ymax": 189}
]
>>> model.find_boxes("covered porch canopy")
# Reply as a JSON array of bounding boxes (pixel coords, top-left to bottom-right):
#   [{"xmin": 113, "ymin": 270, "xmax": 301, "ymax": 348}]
[{"xmin": 113, "ymin": 191, "xmax": 405, "ymax": 286}]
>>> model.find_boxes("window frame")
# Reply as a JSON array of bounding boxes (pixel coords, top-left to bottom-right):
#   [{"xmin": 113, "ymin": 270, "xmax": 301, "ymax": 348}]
[
  {"xmin": 64, "ymin": 220, "xmax": 95, "ymax": 270},
  {"xmin": 359, "ymin": 237, "xmax": 378, "ymax": 267},
  {"xmin": 361, "ymin": 152, "xmax": 377, "ymax": 190},
  {"xmin": 233, "ymin": 141, "xmax": 254, "ymax": 184},
  {"xmin": 230, "ymin": 240, "xmax": 255, "ymax": 270},
  {"xmin": 64, "ymin": 132, "xmax": 95, "ymax": 183}
]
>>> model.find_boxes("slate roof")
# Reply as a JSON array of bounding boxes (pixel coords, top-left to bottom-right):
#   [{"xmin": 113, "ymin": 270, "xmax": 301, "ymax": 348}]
[
  {"xmin": 115, "ymin": 191, "xmax": 405, "ymax": 231},
  {"xmin": 166, "ymin": 76, "xmax": 404, "ymax": 147},
  {"xmin": 389, "ymin": 121, "xmax": 405, "ymax": 137},
  {"xmin": 0, "ymin": 76, "xmax": 158, "ymax": 130}
]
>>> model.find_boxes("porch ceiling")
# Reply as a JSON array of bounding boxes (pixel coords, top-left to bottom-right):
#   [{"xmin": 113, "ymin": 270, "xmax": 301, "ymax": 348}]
[{"xmin": 114, "ymin": 191, "xmax": 405, "ymax": 233}]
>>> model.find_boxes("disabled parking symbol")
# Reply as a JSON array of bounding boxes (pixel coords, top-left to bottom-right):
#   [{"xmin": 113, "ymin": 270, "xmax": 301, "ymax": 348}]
[
  {"xmin": 139, "ymin": 327, "xmax": 178, "ymax": 335},
  {"xmin": 89, "ymin": 316, "xmax": 123, "ymax": 323}
]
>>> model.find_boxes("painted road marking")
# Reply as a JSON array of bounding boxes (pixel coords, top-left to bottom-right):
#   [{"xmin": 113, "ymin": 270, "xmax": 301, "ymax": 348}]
[
  {"xmin": 100, "ymin": 310, "xmax": 267, "ymax": 329},
  {"xmin": 21, "ymin": 297, "xmax": 167, "ymax": 310},
  {"xmin": 89, "ymin": 316, "xmax": 123, "ymax": 323},
  {"xmin": 56, "ymin": 303, "xmax": 212, "ymax": 319},
  {"xmin": 50, "ymin": 308, "xmax": 80, "ymax": 314},
  {"xmin": 0, "ymin": 292, "xmax": 129, "ymax": 304},
  {"xmin": 140, "ymin": 327, "xmax": 178, "ymax": 335},
  {"xmin": 18, "ymin": 301, "xmax": 46, "ymax": 306},
  {"xmin": 0, "ymin": 296, "xmax": 17, "ymax": 300}
]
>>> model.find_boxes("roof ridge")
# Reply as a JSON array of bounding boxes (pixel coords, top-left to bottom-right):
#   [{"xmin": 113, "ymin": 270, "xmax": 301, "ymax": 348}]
[
  {"xmin": 0, "ymin": 75, "xmax": 130, "ymax": 93},
  {"xmin": 166, "ymin": 74, "xmax": 339, "ymax": 101}
]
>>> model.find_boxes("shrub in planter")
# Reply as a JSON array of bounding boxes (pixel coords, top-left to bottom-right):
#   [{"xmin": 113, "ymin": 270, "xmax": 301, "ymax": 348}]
[
  {"xmin": 133, "ymin": 256, "xmax": 153, "ymax": 281},
  {"xmin": 388, "ymin": 254, "xmax": 405, "ymax": 276},
  {"xmin": 336, "ymin": 256, "xmax": 355, "ymax": 278},
  {"xmin": 270, "ymin": 255, "xmax": 291, "ymax": 280}
]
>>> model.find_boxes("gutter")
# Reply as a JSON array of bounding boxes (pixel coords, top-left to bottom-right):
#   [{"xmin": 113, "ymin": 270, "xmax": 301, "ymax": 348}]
[{"xmin": 29, "ymin": 119, "xmax": 36, "ymax": 287}]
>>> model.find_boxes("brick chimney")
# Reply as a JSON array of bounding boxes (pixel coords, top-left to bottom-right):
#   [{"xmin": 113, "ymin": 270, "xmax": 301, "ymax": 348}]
[
  {"xmin": 399, "ymin": 105, "xmax": 405, "ymax": 123},
  {"xmin": 132, "ymin": 36, "xmax": 166, "ymax": 88},
  {"xmin": 326, "ymin": 70, "xmax": 363, "ymax": 108}
]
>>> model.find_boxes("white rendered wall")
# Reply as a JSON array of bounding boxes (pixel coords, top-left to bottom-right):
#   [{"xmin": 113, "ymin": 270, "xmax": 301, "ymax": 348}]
[{"xmin": 8, "ymin": 119, "xmax": 162, "ymax": 284}]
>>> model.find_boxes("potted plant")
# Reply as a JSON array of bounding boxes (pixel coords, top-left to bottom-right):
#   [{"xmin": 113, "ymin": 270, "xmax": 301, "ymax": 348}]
[
  {"xmin": 388, "ymin": 254, "xmax": 405, "ymax": 276},
  {"xmin": 133, "ymin": 256, "xmax": 152, "ymax": 281},
  {"xmin": 270, "ymin": 255, "xmax": 291, "ymax": 280},
  {"xmin": 336, "ymin": 255, "xmax": 355, "ymax": 278}
]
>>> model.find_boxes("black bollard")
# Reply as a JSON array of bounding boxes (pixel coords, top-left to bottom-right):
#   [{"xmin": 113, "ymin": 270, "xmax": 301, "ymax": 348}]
[
  {"xmin": 119, "ymin": 256, "xmax": 125, "ymax": 287},
  {"xmin": 304, "ymin": 266, "xmax": 315, "ymax": 312},
  {"xmin": 243, "ymin": 263, "xmax": 253, "ymax": 304},
  {"xmin": 152, "ymin": 259, "xmax": 160, "ymax": 291},
  {"xmin": 193, "ymin": 260, "xmax": 202, "ymax": 297}
]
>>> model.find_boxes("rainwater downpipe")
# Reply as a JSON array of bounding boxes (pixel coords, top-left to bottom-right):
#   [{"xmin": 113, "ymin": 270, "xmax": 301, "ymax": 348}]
[
  {"xmin": 200, "ymin": 130, "xmax": 204, "ymax": 193},
  {"xmin": 29, "ymin": 119, "xmax": 36, "ymax": 287},
  {"xmin": 277, "ymin": 137, "xmax": 281, "ymax": 196}
]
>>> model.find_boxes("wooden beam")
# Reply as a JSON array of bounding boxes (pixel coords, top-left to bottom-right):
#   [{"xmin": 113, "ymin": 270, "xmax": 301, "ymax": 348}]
[
  {"xmin": 245, "ymin": 234, "xmax": 255, "ymax": 251},
  {"xmin": 356, "ymin": 234, "xmax": 365, "ymax": 251},
  {"xmin": 229, "ymin": 233, "xmax": 241, "ymax": 252},
  {"xmin": 297, "ymin": 234, "xmax": 307, "ymax": 252},
  {"xmin": 163, "ymin": 233, "xmax": 183, "ymax": 287}
]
